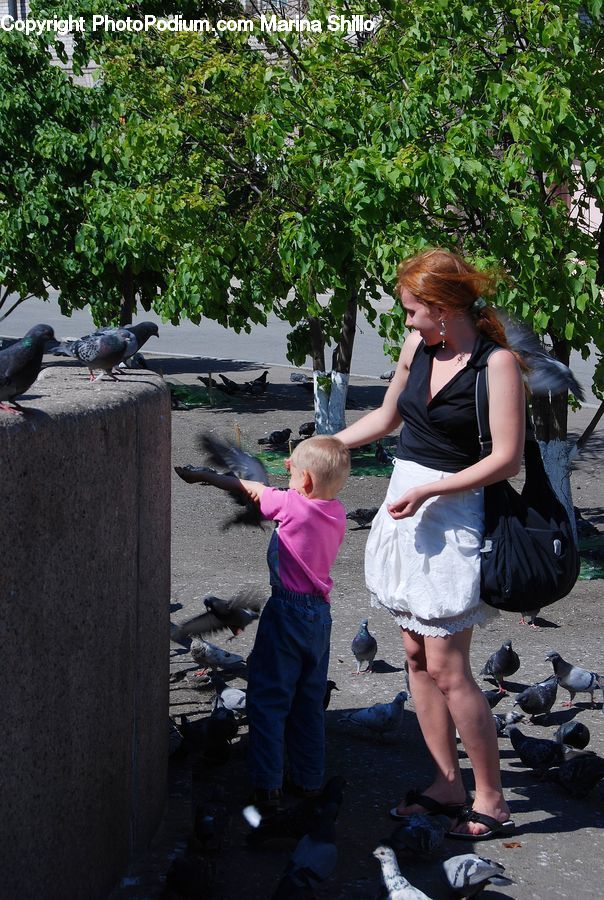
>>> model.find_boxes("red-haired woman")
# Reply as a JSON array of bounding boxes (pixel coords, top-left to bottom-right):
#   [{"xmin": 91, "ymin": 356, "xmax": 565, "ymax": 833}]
[{"xmin": 336, "ymin": 248, "xmax": 524, "ymax": 839}]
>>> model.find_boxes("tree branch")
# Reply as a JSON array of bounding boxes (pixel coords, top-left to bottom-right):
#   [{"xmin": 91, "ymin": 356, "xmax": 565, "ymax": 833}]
[{"xmin": 576, "ymin": 399, "xmax": 604, "ymax": 452}]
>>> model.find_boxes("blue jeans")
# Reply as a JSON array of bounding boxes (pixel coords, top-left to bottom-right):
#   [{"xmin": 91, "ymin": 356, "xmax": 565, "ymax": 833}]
[{"xmin": 246, "ymin": 587, "xmax": 332, "ymax": 792}]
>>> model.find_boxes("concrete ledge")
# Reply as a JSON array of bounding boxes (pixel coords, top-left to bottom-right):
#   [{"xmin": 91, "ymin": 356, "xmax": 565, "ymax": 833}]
[{"xmin": 0, "ymin": 366, "xmax": 171, "ymax": 899}]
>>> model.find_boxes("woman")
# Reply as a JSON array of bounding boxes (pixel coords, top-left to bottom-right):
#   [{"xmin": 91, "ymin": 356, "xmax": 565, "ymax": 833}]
[{"xmin": 336, "ymin": 249, "xmax": 525, "ymax": 839}]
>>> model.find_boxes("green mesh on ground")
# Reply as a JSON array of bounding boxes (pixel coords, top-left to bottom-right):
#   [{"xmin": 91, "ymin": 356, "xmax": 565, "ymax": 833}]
[
  {"xmin": 578, "ymin": 534, "xmax": 604, "ymax": 580},
  {"xmin": 168, "ymin": 381, "xmax": 246, "ymax": 409}
]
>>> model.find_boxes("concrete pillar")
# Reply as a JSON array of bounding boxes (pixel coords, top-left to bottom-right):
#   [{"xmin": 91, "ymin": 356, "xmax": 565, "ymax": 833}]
[{"xmin": 0, "ymin": 367, "xmax": 171, "ymax": 900}]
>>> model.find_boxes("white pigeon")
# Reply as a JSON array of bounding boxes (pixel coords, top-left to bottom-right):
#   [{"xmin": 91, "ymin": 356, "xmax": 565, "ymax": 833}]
[
  {"xmin": 190, "ymin": 637, "xmax": 244, "ymax": 672},
  {"xmin": 340, "ymin": 691, "xmax": 407, "ymax": 737},
  {"xmin": 211, "ymin": 674, "xmax": 247, "ymax": 714},
  {"xmin": 442, "ymin": 853, "xmax": 514, "ymax": 898},
  {"xmin": 372, "ymin": 844, "xmax": 433, "ymax": 899}
]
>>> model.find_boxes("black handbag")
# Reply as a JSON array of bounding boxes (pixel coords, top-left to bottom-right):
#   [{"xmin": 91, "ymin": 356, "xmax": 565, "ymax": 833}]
[{"xmin": 475, "ymin": 359, "xmax": 580, "ymax": 612}]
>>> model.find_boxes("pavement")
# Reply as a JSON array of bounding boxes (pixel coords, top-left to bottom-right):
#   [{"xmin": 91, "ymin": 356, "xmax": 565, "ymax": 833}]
[{"xmin": 98, "ymin": 354, "xmax": 604, "ymax": 900}]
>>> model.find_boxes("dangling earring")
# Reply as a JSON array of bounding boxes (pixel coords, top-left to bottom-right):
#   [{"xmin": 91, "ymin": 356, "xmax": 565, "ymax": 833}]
[{"xmin": 439, "ymin": 320, "xmax": 446, "ymax": 348}]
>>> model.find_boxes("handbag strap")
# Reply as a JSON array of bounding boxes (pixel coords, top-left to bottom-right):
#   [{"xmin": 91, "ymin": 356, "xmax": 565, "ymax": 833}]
[{"xmin": 475, "ymin": 350, "xmax": 535, "ymax": 458}]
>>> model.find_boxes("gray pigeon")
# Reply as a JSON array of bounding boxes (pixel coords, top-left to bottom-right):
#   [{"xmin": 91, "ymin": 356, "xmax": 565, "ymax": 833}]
[
  {"xmin": 554, "ymin": 721, "xmax": 590, "ymax": 749},
  {"xmin": 271, "ymin": 778, "xmax": 345, "ymax": 899},
  {"xmin": 479, "ymin": 640, "xmax": 520, "ymax": 692},
  {"xmin": 117, "ymin": 321, "xmax": 159, "ymax": 368},
  {"xmin": 210, "ymin": 672, "xmax": 246, "ymax": 714},
  {"xmin": 442, "ymin": 853, "xmax": 514, "ymax": 897},
  {"xmin": 493, "ymin": 710, "xmax": 524, "ymax": 736},
  {"xmin": 372, "ymin": 844, "xmax": 432, "ymax": 899},
  {"xmin": 53, "ymin": 328, "xmax": 136, "ymax": 380},
  {"xmin": 550, "ymin": 752, "xmax": 604, "ymax": 798},
  {"xmin": 0, "ymin": 323, "xmax": 55, "ymax": 412},
  {"xmin": 505, "ymin": 724, "xmax": 564, "ymax": 775},
  {"xmin": 503, "ymin": 315, "xmax": 585, "ymax": 399},
  {"xmin": 513, "ymin": 675, "xmax": 558, "ymax": 721},
  {"xmin": 545, "ymin": 651, "xmax": 603, "ymax": 709},
  {"xmin": 351, "ymin": 618, "xmax": 378, "ymax": 674},
  {"xmin": 339, "ymin": 690, "xmax": 407, "ymax": 738},
  {"xmin": 170, "ymin": 588, "xmax": 264, "ymax": 642},
  {"xmin": 243, "ymin": 370, "xmax": 269, "ymax": 395},
  {"xmin": 258, "ymin": 427, "xmax": 292, "ymax": 446},
  {"xmin": 189, "ymin": 637, "xmax": 245, "ymax": 673},
  {"xmin": 388, "ymin": 813, "xmax": 449, "ymax": 858},
  {"xmin": 346, "ymin": 507, "xmax": 379, "ymax": 529}
]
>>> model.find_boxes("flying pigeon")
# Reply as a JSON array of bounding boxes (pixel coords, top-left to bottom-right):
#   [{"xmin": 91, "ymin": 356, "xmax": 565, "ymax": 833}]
[
  {"xmin": 339, "ymin": 690, "xmax": 407, "ymax": 738},
  {"xmin": 554, "ymin": 721, "xmax": 590, "ymax": 749},
  {"xmin": 479, "ymin": 640, "xmax": 520, "ymax": 692},
  {"xmin": 189, "ymin": 637, "xmax": 245, "ymax": 673},
  {"xmin": 545, "ymin": 651, "xmax": 603, "ymax": 709},
  {"xmin": 271, "ymin": 778, "xmax": 346, "ymax": 899},
  {"xmin": 52, "ymin": 328, "xmax": 136, "ymax": 380},
  {"xmin": 258, "ymin": 427, "xmax": 293, "ymax": 446},
  {"xmin": 550, "ymin": 752, "xmax": 604, "ymax": 798},
  {"xmin": 243, "ymin": 370, "xmax": 270, "ymax": 395},
  {"xmin": 388, "ymin": 813, "xmax": 449, "ymax": 858},
  {"xmin": 0, "ymin": 323, "xmax": 55, "ymax": 412},
  {"xmin": 351, "ymin": 618, "xmax": 378, "ymax": 674},
  {"xmin": 493, "ymin": 710, "xmax": 524, "ymax": 737},
  {"xmin": 372, "ymin": 844, "xmax": 432, "ymax": 899},
  {"xmin": 502, "ymin": 315, "xmax": 585, "ymax": 399},
  {"xmin": 442, "ymin": 853, "xmax": 514, "ymax": 898},
  {"xmin": 210, "ymin": 672, "xmax": 246, "ymax": 714},
  {"xmin": 170, "ymin": 588, "xmax": 264, "ymax": 642},
  {"xmin": 198, "ymin": 433, "xmax": 270, "ymax": 529},
  {"xmin": 346, "ymin": 507, "xmax": 379, "ymax": 529},
  {"xmin": 513, "ymin": 674, "xmax": 558, "ymax": 721},
  {"xmin": 505, "ymin": 724, "xmax": 564, "ymax": 775}
]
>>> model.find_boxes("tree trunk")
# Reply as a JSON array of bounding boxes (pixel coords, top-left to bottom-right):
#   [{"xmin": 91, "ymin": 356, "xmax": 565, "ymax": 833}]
[
  {"xmin": 313, "ymin": 286, "xmax": 358, "ymax": 434},
  {"xmin": 119, "ymin": 266, "xmax": 135, "ymax": 326},
  {"xmin": 308, "ymin": 316, "xmax": 326, "ymax": 372}
]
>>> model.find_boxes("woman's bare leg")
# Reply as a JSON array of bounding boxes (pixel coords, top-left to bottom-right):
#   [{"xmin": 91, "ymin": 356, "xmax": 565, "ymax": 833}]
[
  {"xmin": 423, "ymin": 628, "xmax": 510, "ymax": 835},
  {"xmin": 393, "ymin": 628, "xmax": 466, "ymax": 815}
]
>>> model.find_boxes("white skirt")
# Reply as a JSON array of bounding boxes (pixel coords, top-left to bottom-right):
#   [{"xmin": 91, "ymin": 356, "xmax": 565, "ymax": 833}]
[{"xmin": 365, "ymin": 458, "xmax": 497, "ymax": 638}]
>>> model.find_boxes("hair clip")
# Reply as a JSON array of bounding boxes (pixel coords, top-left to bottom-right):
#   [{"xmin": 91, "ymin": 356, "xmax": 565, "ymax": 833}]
[{"xmin": 472, "ymin": 296, "xmax": 487, "ymax": 311}]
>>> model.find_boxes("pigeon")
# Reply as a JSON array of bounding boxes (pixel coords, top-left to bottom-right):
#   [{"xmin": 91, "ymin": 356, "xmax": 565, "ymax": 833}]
[
  {"xmin": 545, "ymin": 651, "xmax": 603, "ymax": 709},
  {"xmin": 442, "ymin": 853, "xmax": 514, "ymax": 898},
  {"xmin": 380, "ymin": 368, "xmax": 396, "ymax": 381},
  {"xmin": 520, "ymin": 607, "xmax": 541, "ymax": 627},
  {"xmin": 122, "ymin": 321, "xmax": 159, "ymax": 355},
  {"xmin": 258, "ymin": 427, "xmax": 293, "ymax": 446},
  {"xmin": 372, "ymin": 844, "xmax": 432, "ymax": 899},
  {"xmin": 290, "ymin": 372, "xmax": 312, "ymax": 384},
  {"xmin": 351, "ymin": 618, "xmax": 378, "ymax": 674},
  {"xmin": 0, "ymin": 323, "xmax": 55, "ymax": 411},
  {"xmin": 375, "ymin": 440, "xmax": 395, "ymax": 464},
  {"xmin": 210, "ymin": 672, "xmax": 246, "ymax": 714},
  {"xmin": 299, "ymin": 421, "xmax": 316, "ymax": 438},
  {"xmin": 271, "ymin": 778, "xmax": 346, "ymax": 899},
  {"xmin": 502, "ymin": 315, "xmax": 585, "ymax": 399},
  {"xmin": 218, "ymin": 372, "xmax": 241, "ymax": 394},
  {"xmin": 323, "ymin": 680, "xmax": 339, "ymax": 710},
  {"xmin": 493, "ymin": 710, "xmax": 524, "ymax": 736},
  {"xmin": 346, "ymin": 507, "xmax": 379, "ymax": 529},
  {"xmin": 198, "ymin": 433, "xmax": 270, "ymax": 529},
  {"xmin": 482, "ymin": 688, "xmax": 507, "ymax": 709},
  {"xmin": 170, "ymin": 588, "xmax": 264, "ymax": 642},
  {"xmin": 388, "ymin": 813, "xmax": 449, "ymax": 858},
  {"xmin": 190, "ymin": 637, "xmax": 245, "ymax": 672},
  {"xmin": 505, "ymin": 724, "xmax": 564, "ymax": 775},
  {"xmin": 549, "ymin": 752, "xmax": 604, "ymax": 798},
  {"xmin": 554, "ymin": 721, "xmax": 590, "ymax": 749},
  {"xmin": 197, "ymin": 374, "xmax": 219, "ymax": 389},
  {"xmin": 513, "ymin": 674, "xmax": 558, "ymax": 721},
  {"xmin": 339, "ymin": 690, "xmax": 407, "ymax": 738},
  {"xmin": 52, "ymin": 328, "xmax": 136, "ymax": 380},
  {"xmin": 243, "ymin": 370, "xmax": 270, "ymax": 395},
  {"xmin": 479, "ymin": 640, "xmax": 520, "ymax": 692}
]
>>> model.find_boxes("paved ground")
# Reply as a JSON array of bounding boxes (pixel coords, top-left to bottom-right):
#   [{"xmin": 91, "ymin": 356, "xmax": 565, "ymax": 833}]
[{"xmin": 113, "ymin": 354, "xmax": 603, "ymax": 900}]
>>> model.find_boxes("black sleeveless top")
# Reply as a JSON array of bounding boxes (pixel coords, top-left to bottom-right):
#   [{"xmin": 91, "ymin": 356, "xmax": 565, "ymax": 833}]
[{"xmin": 396, "ymin": 336, "xmax": 498, "ymax": 473}]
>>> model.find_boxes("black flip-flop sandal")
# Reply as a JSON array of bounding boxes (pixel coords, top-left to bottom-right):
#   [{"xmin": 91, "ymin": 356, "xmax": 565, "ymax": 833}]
[
  {"xmin": 447, "ymin": 809, "xmax": 515, "ymax": 841},
  {"xmin": 389, "ymin": 789, "xmax": 467, "ymax": 821}
]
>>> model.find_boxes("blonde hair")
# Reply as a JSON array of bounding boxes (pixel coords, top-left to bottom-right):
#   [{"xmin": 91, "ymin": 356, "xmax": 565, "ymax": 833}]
[
  {"xmin": 290, "ymin": 435, "xmax": 350, "ymax": 496},
  {"xmin": 396, "ymin": 248, "xmax": 529, "ymax": 373}
]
